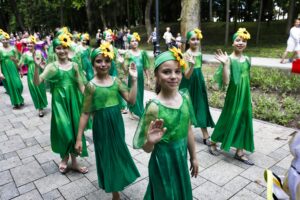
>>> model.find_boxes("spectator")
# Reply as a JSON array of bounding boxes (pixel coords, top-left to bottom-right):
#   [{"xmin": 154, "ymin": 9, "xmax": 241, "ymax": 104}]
[
  {"xmin": 147, "ymin": 27, "xmax": 157, "ymax": 55},
  {"xmin": 163, "ymin": 27, "xmax": 175, "ymax": 50}
]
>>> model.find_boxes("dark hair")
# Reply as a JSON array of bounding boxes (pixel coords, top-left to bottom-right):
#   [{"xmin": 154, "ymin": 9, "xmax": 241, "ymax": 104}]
[{"xmin": 154, "ymin": 68, "xmax": 161, "ymax": 94}]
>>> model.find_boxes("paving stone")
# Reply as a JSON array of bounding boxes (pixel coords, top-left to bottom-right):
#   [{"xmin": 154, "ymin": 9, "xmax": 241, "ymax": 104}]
[
  {"xmin": 123, "ymin": 178, "xmax": 149, "ymax": 200},
  {"xmin": 269, "ymin": 165, "xmax": 288, "ymax": 176},
  {"xmin": 9, "ymin": 115, "xmax": 28, "ymax": 123},
  {"xmin": 0, "ymin": 135, "xmax": 26, "ymax": 154},
  {"xmin": 34, "ymin": 172, "xmax": 70, "ymax": 194},
  {"xmin": 229, "ymin": 188, "xmax": 266, "ymax": 200},
  {"xmin": 66, "ymin": 170, "xmax": 85, "ymax": 181},
  {"xmin": 3, "ymin": 151, "xmax": 19, "ymax": 159},
  {"xmin": 133, "ymin": 152, "xmax": 151, "ymax": 167},
  {"xmin": 12, "ymin": 122, "xmax": 25, "ymax": 129},
  {"xmin": 196, "ymin": 151, "xmax": 222, "ymax": 168},
  {"xmin": 193, "ymin": 181, "xmax": 233, "ymax": 200},
  {"xmin": 17, "ymin": 182, "xmax": 36, "ymax": 194},
  {"xmin": 35, "ymin": 134, "xmax": 51, "ymax": 147},
  {"xmin": 11, "ymin": 189, "xmax": 42, "ymax": 200},
  {"xmin": 23, "ymin": 137, "xmax": 38, "ymax": 147},
  {"xmin": 223, "ymin": 176, "xmax": 251, "ymax": 194},
  {"xmin": 0, "ymin": 170, "xmax": 13, "ymax": 186},
  {"xmin": 248, "ymin": 152, "xmax": 277, "ymax": 169},
  {"xmin": 0, "ymin": 182, "xmax": 19, "ymax": 200},
  {"xmin": 0, "ymin": 134, "xmax": 8, "ymax": 142},
  {"xmin": 21, "ymin": 156, "xmax": 36, "ymax": 164},
  {"xmin": 0, "ymin": 156, "xmax": 22, "ymax": 172},
  {"xmin": 240, "ymin": 166, "xmax": 266, "ymax": 187},
  {"xmin": 42, "ymin": 189, "xmax": 62, "ymax": 200},
  {"xmin": 35, "ymin": 151, "xmax": 60, "ymax": 164},
  {"xmin": 85, "ymin": 189, "xmax": 128, "ymax": 200},
  {"xmin": 19, "ymin": 128, "xmax": 43, "ymax": 140},
  {"xmin": 268, "ymin": 147, "xmax": 291, "ymax": 162},
  {"xmin": 59, "ymin": 177, "xmax": 97, "ymax": 200},
  {"xmin": 17, "ymin": 144, "xmax": 44, "ymax": 159},
  {"xmin": 275, "ymin": 155, "xmax": 293, "ymax": 170},
  {"xmin": 245, "ymin": 182, "xmax": 266, "ymax": 195},
  {"xmin": 5, "ymin": 127, "xmax": 28, "ymax": 137},
  {"xmin": 22, "ymin": 117, "xmax": 44, "ymax": 128},
  {"xmin": 10, "ymin": 160, "xmax": 46, "ymax": 187},
  {"xmin": 200, "ymin": 160, "xmax": 244, "ymax": 186},
  {"xmin": 41, "ymin": 161, "xmax": 59, "ymax": 175},
  {"xmin": 191, "ymin": 175, "xmax": 207, "ymax": 189},
  {"xmin": 134, "ymin": 161, "xmax": 149, "ymax": 182}
]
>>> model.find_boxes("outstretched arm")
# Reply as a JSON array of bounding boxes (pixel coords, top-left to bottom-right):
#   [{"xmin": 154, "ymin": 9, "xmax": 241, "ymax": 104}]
[{"xmin": 215, "ymin": 49, "xmax": 230, "ymax": 85}]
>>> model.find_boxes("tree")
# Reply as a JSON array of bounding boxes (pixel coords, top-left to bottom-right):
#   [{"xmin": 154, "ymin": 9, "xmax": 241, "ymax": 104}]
[
  {"xmin": 9, "ymin": 0, "xmax": 25, "ymax": 31},
  {"xmin": 225, "ymin": 0, "xmax": 230, "ymax": 45},
  {"xmin": 85, "ymin": 0, "xmax": 93, "ymax": 33},
  {"xmin": 145, "ymin": 0, "xmax": 153, "ymax": 37},
  {"xmin": 209, "ymin": 0, "xmax": 213, "ymax": 21},
  {"xmin": 256, "ymin": 0, "xmax": 263, "ymax": 45},
  {"xmin": 180, "ymin": 0, "xmax": 200, "ymax": 43},
  {"xmin": 286, "ymin": 0, "xmax": 295, "ymax": 34}
]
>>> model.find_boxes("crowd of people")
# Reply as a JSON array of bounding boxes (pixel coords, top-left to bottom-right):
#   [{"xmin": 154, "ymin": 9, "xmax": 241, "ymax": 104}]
[{"xmin": 0, "ymin": 25, "xmax": 256, "ymax": 200}]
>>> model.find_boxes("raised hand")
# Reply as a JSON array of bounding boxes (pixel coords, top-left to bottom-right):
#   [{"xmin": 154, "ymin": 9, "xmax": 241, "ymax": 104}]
[
  {"xmin": 184, "ymin": 52, "xmax": 195, "ymax": 65},
  {"xmin": 128, "ymin": 62, "xmax": 138, "ymax": 78},
  {"xmin": 215, "ymin": 49, "xmax": 229, "ymax": 64},
  {"xmin": 117, "ymin": 54, "xmax": 124, "ymax": 64},
  {"xmin": 147, "ymin": 119, "xmax": 167, "ymax": 145},
  {"xmin": 33, "ymin": 51, "xmax": 46, "ymax": 69}
]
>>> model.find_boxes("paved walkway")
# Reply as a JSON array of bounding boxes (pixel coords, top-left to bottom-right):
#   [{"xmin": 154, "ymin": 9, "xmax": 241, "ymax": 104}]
[
  {"xmin": 0, "ymin": 78, "xmax": 296, "ymax": 200},
  {"xmin": 146, "ymin": 51, "xmax": 292, "ymax": 70}
]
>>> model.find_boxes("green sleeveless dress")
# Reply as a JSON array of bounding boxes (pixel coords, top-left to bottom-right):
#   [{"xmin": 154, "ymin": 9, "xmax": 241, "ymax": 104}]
[
  {"xmin": 82, "ymin": 78, "xmax": 140, "ymax": 192},
  {"xmin": 133, "ymin": 89, "xmax": 196, "ymax": 200},
  {"xmin": 0, "ymin": 47, "xmax": 24, "ymax": 106},
  {"xmin": 126, "ymin": 50, "xmax": 150, "ymax": 117},
  {"xmin": 40, "ymin": 62, "xmax": 88, "ymax": 158},
  {"xmin": 211, "ymin": 56, "xmax": 254, "ymax": 152},
  {"xmin": 19, "ymin": 53, "xmax": 48, "ymax": 109},
  {"xmin": 180, "ymin": 52, "xmax": 214, "ymax": 128}
]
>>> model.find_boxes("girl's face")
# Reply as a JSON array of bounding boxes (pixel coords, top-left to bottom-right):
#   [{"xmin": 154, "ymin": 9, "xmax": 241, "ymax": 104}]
[
  {"xmin": 232, "ymin": 36, "xmax": 247, "ymax": 52},
  {"xmin": 93, "ymin": 54, "xmax": 111, "ymax": 75},
  {"xmin": 189, "ymin": 35, "xmax": 200, "ymax": 49},
  {"xmin": 105, "ymin": 34, "xmax": 112, "ymax": 43},
  {"xmin": 130, "ymin": 38, "xmax": 138, "ymax": 49},
  {"xmin": 156, "ymin": 60, "xmax": 182, "ymax": 92},
  {"xmin": 2, "ymin": 38, "xmax": 9, "ymax": 46},
  {"xmin": 55, "ymin": 45, "xmax": 69, "ymax": 60},
  {"xmin": 27, "ymin": 42, "xmax": 34, "ymax": 50}
]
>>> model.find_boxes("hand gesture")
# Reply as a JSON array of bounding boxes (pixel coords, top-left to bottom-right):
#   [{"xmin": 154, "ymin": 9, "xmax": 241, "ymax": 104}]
[
  {"xmin": 75, "ymin": 140, "xmax": 83, "ymax": 155},
  {"xmin": 215, "ymin": 49, "xmax": 229, "ymax": 64},
  {"xmin": 128, "ymin": 62, "xmax": 137, "ymax": 78},
  {"xmin": 147, "ymin": 119, "xmax": 167, "ymax": 145},
  {"xmin": 190, "ymin": 158, "xmax": 199, "ymax": 178},
  {"xmin": 117, "ymin": 54, "xmax": 124, "ymax": 64},
  {"xmin": 184, "ymin": 53, "xmax": 195, "ymax": 65},
  {"xmin": 0, "ymin": 73, "xmax": 5, "ymax": 80},
  {"xmin": 33, "ymin": 52, "xmax": 46, "ymax": 69}
]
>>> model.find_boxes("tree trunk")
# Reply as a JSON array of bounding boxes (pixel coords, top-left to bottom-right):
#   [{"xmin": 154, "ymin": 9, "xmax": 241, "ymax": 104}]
[
  {"xmin": 86, "ymin": 0, "xmax": 93, "ymax": 33},
  {"xmin": 127, "ymin": 0, "xmax": 130, "ymax": 27},
  {"xmin": 209, "ymin": 0, "xmax": 213, "ymax": 22},
  {"xmin": 145, "ymin": 0, "xmax": 153, "ymax": 37},
  {"xmin": 99, "ymin": 7, "xmax": 107, "ymax": 28},
  {"xmin": 286, "ymin": 0, "xmax": 295, "ymax": 34},
  {"xmin": 60, "ymin": 0, "xmax": 64, "ymax": 26},
  {"xmin": 9, "ymin": 0, "xmax": 25, "ymax": 31},
  {"xmin": 225, "ymin": 0, "xmax": 230, "ymax": 45},
  {"xmin": 256, "ymin": 0, "xmax": 263, "ymax": 45},
  {"xmin": 234, "ymin": 0, "xmax": 238, "ymax": 30},
  {"xmin": 180, "ymin": 0, "xmax": 200, "ymax": 42}
]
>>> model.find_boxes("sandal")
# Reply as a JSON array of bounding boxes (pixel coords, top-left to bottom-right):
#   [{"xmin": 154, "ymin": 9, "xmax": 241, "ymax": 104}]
[
  {"xmin": 234, "ymin": 153, "xmax": 254, "ymax": 166},
  {"xmin": 39, "ymin": 111, "xmax": 44, "ymax": 117},
  {"xmin": 59, "ymin": 163, "xmax": 68, "ymax": 174},
  {"xmin": 208, "ymin": 144, "xmax": 220, "ymax": 156},
  {"xmin": 71, "ymin": 166, "xmax": 88, "ymax": 174},
  {"xmin": 203, "ymin": 137, "xmax": 211, "ymax": 146}
]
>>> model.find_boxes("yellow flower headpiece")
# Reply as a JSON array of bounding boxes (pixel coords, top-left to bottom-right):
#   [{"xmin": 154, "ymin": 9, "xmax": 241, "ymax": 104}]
[
  {"xmin": 132, "ymin": 32, "xmax": 141, "ymax": 42},
  {"xmin": 28, "ymin": 35, "xmax": 36, "ymax": 44},
  {"xmin": 194, "ymin": 28, "xmax": 203, "ymax": 40},
  {"xmin": 58, "ymin": 34, "xmax": 71, "ymax": 48},
  {"xmin": 169, "ymin": 47, "xmax": 187, "ymax": 70},
  {"xmin": 234, "ymin": 28, "xmax": 251, "ymax": 40},
  {"xmin": 2, "ymin": 32, "xmax": 10, "ymax": 39},
  {"xmin": 81, "ymin": 33, "xmax": 90, "ymax": 41},
  {"xmin": 99, "ymin": 42, "xmax": 114, "ymax": 60},
  {"xmin": 0, "ymin": 29, "xmax": 3, "ymax": 35}
]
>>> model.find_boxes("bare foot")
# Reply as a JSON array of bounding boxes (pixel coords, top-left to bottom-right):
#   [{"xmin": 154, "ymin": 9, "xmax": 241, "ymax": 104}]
[
  {"xmin": 71, "ymin": 164, "xmax": 88, "ymax": 174},
  {"xmin": 59, "ymin": 156, "xmax": 69, "ymax": 174}
]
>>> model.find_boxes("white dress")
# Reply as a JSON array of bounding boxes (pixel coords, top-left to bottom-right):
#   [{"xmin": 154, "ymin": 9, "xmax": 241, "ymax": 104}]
[{"xmin": 286, "ymin": 26, "xmax": 300, "ymax": 51}]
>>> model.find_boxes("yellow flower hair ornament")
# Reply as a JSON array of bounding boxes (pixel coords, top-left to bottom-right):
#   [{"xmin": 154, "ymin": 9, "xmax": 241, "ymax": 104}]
[
  {"xmin": 169, "ymin": 47, "xmax": 187, "ymax": 70},
  {"xmin": 236, "ymin": 28, "xmax": 251, "ymax": 40},
  {"xmin": 0, "ymin": 29, "xmax": 3, "ymax": 35},
  {"xmin": 2, "ymin": 32, "xmax": 10, "ymax": 39},
  {"xmin": 100, "ymin": 42, "xmax": 114, "ymax": 60},
  {"xmin": 28, "ymin": 35, "xmax": 36, "ymax": 44},
  {"xmin": 58, "ymin": 34, "xmax": 71, "ymax": 48},
  {"xmin": 132, "ymin": 32, "xmax": 141, "ymax": 42},
  {"xmin": 194, "ymin": 28, "xmax": 203, "ymax": 40}
]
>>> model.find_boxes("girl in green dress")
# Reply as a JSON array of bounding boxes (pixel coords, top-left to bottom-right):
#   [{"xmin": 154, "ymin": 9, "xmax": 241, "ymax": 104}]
[
  {"xmin": 75, "ymin": 43, "xmax": 140, "ymax": 200},
  {"xmin": 209, "ymin": 28, "xmax": 254, "ymax": 165},
  {"xmin": 180, "ymin": 28, "xmax": 215, "ymax": 145},
  {"xmin": 0, "ymin": 32, "xmax": 24, "ymax": 109},
  {"xmin": 33, "ymin": 33, "xmax": 89, "ymax": 174},
  {"xmin": 78, "ymin": 33, "xmax": 94, "ymax": 81},
  {"xmin": 124, "ymin": 32, "xmax": 150, "ymax": 119},
  {"xmin": 19, "ymin": 35, "xmax": 48, "ymax": 117},
  {"xmin": 133, "ymin": 47, "xmax": 199, "ymax": 200}
]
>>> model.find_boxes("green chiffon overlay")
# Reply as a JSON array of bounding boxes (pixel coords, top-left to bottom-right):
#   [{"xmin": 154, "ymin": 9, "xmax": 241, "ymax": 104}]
[
  {"xmin": 180, "ymin": 52, "xmax": 214, "ymax": 128},
  {"xmin": 109, "ymin": 46, "xmax": 119, "ymax": 76},
  {"xmin": 80, "ymin": 47, "xmax": 94, "ymax": 81},
  {"xmin": 19, "ymin": 53, "xmax": 48, "ymax": 109},
  {"xmin": 40, "ymin": 62, "xmax": 88, "ymax": 158},
  {"xmin": 211, "ymin": 56, "xmax": 254, "ymax": 152},
  {"xmin": 126, "ymin": 50, "xmax": 150, "ymax": 117},
  {"xmin": 46, "ymin": 44, "xmax": 57, "ymax": 64},
  {"xmin": 0, "ymin": 47, "xmax": 24, "ymax": 106},
  {"xmin": 82, "ymin": 77, "xmax": 140, "ymax": 192},
  {"xmin": 133, "ymin": 89, "xmax": 196, "ymax": 200}
]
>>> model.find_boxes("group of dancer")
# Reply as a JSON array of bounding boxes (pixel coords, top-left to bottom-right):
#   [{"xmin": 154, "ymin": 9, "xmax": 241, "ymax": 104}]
[{"xmin": 0, "ymin": 26, "xmax": 255, "ymax": 199}]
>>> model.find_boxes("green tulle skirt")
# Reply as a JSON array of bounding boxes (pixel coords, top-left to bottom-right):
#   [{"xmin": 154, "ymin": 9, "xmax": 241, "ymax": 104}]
[
  {"xmin": 27, "ymin": 64, "xmax": 48, "ymax": 109},
  {"xmin": 144, "ymin": 138, "xmax": 192, "ymax": 200},
  {"xmin": 50, "ymin": 84, "xmax": 88, "ymax": 158},
  {"xmin": 1, "ymin": 59, "xmax": 24, "ymax": 106},
  {"xmin": 128, "ymin": 72, "xmax": 144, "ymax": 117},
  {"xmin": 180, "ymin": 68, "xmax": 214, "ymax": 128},
  {"xmin": 93, "ymin": 105, "xmax": 140, "ymax": 192}
]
